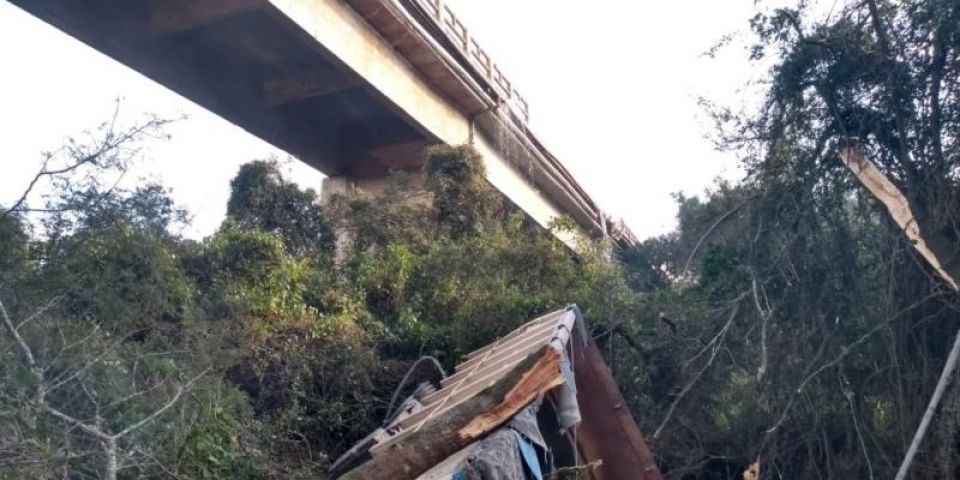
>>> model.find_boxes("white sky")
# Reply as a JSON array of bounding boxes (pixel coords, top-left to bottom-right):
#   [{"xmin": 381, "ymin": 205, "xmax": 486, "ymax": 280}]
[{"xmin": 0, "ymin": 1, "xmax": 771, "ymax": 241}]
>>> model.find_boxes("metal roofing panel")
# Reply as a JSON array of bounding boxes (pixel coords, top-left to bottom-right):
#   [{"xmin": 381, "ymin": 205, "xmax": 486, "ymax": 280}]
[{"xmin": 371, "ymin": 307, "xmax": 575, "ymax": 453}]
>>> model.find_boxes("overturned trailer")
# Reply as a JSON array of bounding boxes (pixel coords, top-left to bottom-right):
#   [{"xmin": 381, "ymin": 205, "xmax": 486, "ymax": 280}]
[{"xmin": 331, "ymin": 306, "xmax": 662, "ymax": 480}]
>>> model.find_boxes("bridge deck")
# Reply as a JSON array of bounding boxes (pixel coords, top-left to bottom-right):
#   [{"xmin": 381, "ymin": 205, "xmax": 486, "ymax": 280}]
[{"xmin": 10, "ymin": 0, "xmax": 635, "ymax": 245}]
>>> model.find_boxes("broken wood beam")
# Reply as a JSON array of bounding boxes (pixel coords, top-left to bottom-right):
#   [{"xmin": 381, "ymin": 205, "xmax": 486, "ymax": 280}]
[
  {"xmin": 341, "ymin": 346, "xmax": 564, "ymax": 480},
  {"xmin": 839, "ymin": 144, "xmax": 959, "ymax": 290},
  {"xmin": 458, "ymin": 346, "xmax": 563, "ymax": 440}
]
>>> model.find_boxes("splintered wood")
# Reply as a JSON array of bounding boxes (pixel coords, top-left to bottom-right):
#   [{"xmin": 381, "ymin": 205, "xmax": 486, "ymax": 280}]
[
  {"xmin": 839, "ymin": 144, "xmax": 960, "ymax": 480},
  {"xmin": 839, "ymin": 145, "xmax": 958, "ymax": 290},
  {"xmin": 341, "ymin": 347, "xmax": 564, "ymax": 480},
  {"xmin": 458, "ymin": 346, "xmax": 564, "ymax": 440}
]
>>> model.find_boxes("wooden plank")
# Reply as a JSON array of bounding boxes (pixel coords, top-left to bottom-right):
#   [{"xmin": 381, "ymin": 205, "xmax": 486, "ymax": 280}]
[
  {"xmin": 383, "ymin": 316, "xmax": 570, "ymax": 440},
  {"xmin": 460, "ymin": 310, "xmax": 561, "ymax": 361},
  {"xmin": 263, "ymin": 69, "xmax": 360, "ymax": 107},
  {"xmin": 458, "ymin": 346, "xmax": 564, "ymax": 440},
  {"xmin": 441, "ymin": 321, "xmax": 556, "ymax": 387},
  {"xmin": 439, "ymin": 343, "xmax": 540, "ymax": 392},
  {"xmin": 148, "ymin": 0, "xmax": 265, "ymax": 37},
  {"xmin": 398, "ymin": 351, "xmax": 534, "ymax": 431}
]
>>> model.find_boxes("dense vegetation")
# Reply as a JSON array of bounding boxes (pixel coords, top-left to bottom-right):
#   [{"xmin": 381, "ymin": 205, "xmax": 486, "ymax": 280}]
[
  {"xmin": 2, "ymin": 0, "xmax": 959, "ymax": 479},
  {"xmin": 0, "ymin": 133, "xmax": 634, "ymax": 479},
  {"xmin": 614, "ymin": 0, "xmax": 960, "ymax": 478}
]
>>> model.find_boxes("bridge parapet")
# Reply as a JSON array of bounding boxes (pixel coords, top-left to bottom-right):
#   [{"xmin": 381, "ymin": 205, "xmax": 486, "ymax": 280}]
[{"xmin": 411, "ymin": 0, "xmax": 530, "ymax": 123}]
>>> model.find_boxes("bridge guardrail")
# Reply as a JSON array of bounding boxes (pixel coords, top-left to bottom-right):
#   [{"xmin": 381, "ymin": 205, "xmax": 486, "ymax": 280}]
[{"xmin": 413, "ymin": 0, "xmax": 530, "ymax": 122}]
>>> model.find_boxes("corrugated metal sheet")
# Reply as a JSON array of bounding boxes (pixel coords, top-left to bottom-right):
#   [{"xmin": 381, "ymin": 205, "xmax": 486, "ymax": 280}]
[
  {"xmin": 372, "ymin": 308, "xmax": 576, "ymax": 453},
  {"xmin": 340, "ymin": 306, "xmax": 663, "ymax": 479}
]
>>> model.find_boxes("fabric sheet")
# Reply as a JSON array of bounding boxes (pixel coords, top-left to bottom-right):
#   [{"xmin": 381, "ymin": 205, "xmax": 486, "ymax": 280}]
[{"xmin": 557, "ymin": 358, "xmax": 581, "ymax": 430}]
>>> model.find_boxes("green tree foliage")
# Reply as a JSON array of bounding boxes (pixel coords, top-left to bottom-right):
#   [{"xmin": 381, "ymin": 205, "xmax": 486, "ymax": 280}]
[
  {"xmin": 227, "ymin": 160, "xmax": 333, "ymax": 258},
  {"xmin": 425, "ymin": 145, "xmax": 498, "ymax": 238},
  {"xmin": 607, "ymin": 1, "xmax": 960, "ymax": 478},
  {"xmin": 0, "ymin": 200, "xmax": 256, "ymax": 479},
  {"xmin": 0, "ymin": 215, "xmax": 29, "ymax": 282},
  {"xmin": 216, "ymin": 145, "xmax": 636, "ymax": 475},
  {"xmin": 11, "ymin": 3, "xmax": 958, "ymax": 475},
  {"xmin": 1, "ymin": 130, "xmax": 636, "ymax": 479}
]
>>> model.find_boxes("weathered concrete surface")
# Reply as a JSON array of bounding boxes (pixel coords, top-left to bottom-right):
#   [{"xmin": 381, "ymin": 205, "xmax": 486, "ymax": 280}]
[{"xmin": 9, "ymin": 0, "xmax": 630, "ymax": 248}]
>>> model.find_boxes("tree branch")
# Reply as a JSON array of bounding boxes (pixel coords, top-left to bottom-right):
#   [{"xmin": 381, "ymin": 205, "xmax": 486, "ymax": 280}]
[
  {"xmin": 0, "ymin": 299, "xmax": 38, "ymax": 373},
  {"xmin": 2, "ymin": 102, "xmax": 174, "ymax": 219},
  {"xmin": 865, "ymin": 0, "xmax": 892, "ymax": 58},
  {"xmin": 43, "ymin": 405, "xmax": 111, "ymax": 441},
  {"xmin": 15, "ymin": 295, "xmax": 62, "ymax": 331},
  {"xmin": 751, "ymin": 275, "xmax": 771, "ymax": 382},
  {"xmin": 653, "ymin": 301, "xmax": 741, "ymax": 440},
  {"xmin": 681, "ymin": 195, "xmax": 758, "ymax": 277},
  {"xmin": 113, "ymin": 367, "xmax": 210, "ymax": 439},
  {"xmin": 928, "ymin": 28, "xmax": 947, "ymax": 170},
  {"xmin": 765, "ymin": 292, "xmax": 940, "ymax": 436}
]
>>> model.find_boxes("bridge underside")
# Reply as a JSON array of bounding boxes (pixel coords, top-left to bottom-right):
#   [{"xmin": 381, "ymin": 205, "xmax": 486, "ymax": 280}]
[
  {"xmin": 14, "ymin": 0, "xmax": 434, "ymax": 177},
  {"xmin": 12, "ymin": 0, "xmax": 628, "ymax": 248}
]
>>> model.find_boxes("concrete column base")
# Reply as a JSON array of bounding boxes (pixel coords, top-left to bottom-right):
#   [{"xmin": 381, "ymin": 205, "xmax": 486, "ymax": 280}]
[
  {"xmin": 321, "ymin": 173, "xmax": 428, "ymax": 264},
  {"xmin": 321, "ymin": 173, "xmax": 426, "ymax": 202}
]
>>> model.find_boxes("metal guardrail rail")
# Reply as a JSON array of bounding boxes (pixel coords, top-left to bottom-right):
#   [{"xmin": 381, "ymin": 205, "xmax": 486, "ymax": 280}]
[{"xmin": 412, "ymin": 0, "xmax": 530, "ymax": 122}]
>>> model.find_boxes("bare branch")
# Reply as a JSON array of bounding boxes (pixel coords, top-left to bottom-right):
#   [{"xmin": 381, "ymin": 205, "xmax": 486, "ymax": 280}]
[
  {"xmin": 765, "ymin": 292, "xmax": 940, "ymax": 435},
  {"xmin": 751, "ymin": 275, "xmax": 771, "ymax": 382},
  {"xmin": 102, "ymin": 381, "xmax": 167, "ymax": 411},
  {"xmin": 841, "ymin": 375, "xmax": 875, "ymax": 480},
  {"xmin": 43, "ymin": 405, "xmax": 111, "ymax": 441},
  {"xmin": 681, "ymin": 195, "xmax": 757, "ymax": 277},
  {"xmin": 113, "ymin": 367, "xmax": 210, "ymax": 439},
  {"xmin": 0, "ymin": 299, "xmax": 38, "ymax": 373},
  {"xmin": 14, "ymin": 296, "xmax": 62, "ymax": 332},
  {"xmin": 47, "ymin": 356, "xmax": 102, "ymax": 394},
  {"xmin": 653, "ymin": 301, "xmax": 741, "ymax": 440},
  {"xmin": 2, "ymin": 103, "xmax": 175, "ymax": 219}
]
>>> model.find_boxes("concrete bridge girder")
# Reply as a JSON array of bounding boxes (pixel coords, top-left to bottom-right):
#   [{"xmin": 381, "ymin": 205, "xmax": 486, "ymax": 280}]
[{"xmin": 10, "ymin": 0, "xmax": 626, "ymax": 249}]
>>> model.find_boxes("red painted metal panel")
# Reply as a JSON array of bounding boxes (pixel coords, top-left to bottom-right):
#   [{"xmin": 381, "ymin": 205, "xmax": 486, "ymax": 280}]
[{"xmin": 573, "ymin": 337, "xmax": 663, "ymax": 480}]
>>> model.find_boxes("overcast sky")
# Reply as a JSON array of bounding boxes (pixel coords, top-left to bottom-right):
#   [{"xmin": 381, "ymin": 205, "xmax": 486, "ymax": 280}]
[{"xmin": 0, "ymin": 1, "xmax": 773, "ymax": 240}]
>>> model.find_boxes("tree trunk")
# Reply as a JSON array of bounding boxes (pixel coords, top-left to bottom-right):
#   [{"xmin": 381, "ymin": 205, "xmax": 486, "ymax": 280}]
[{"xmin": 105, "ymin": 437, "xmax": 118, "ymax": 480}]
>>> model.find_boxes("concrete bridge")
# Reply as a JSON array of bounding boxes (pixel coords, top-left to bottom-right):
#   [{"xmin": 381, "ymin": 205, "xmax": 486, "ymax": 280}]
[{"xmin": 10, "ymin": 0, "xmax": 636, "ymax": 248}]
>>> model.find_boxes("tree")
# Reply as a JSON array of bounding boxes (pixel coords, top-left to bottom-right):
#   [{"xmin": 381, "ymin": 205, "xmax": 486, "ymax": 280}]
[
  {"xmin": 424, "ymin": 145, "xmax": 498, "ymax": 238},
  {"xmin": 614, "ymin": 1, "xmax": 960, "ymax": 477},
  {"xmin": 0, "ymin": 296, "xmax": 207, "ymax": 480},
  {"xmin": 226, "ymin": 160, "xmax": 333, "ymax": 258},
  {"xmin": 0, "ymin": 112, "xmax": 241, "ymax": 480}
]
